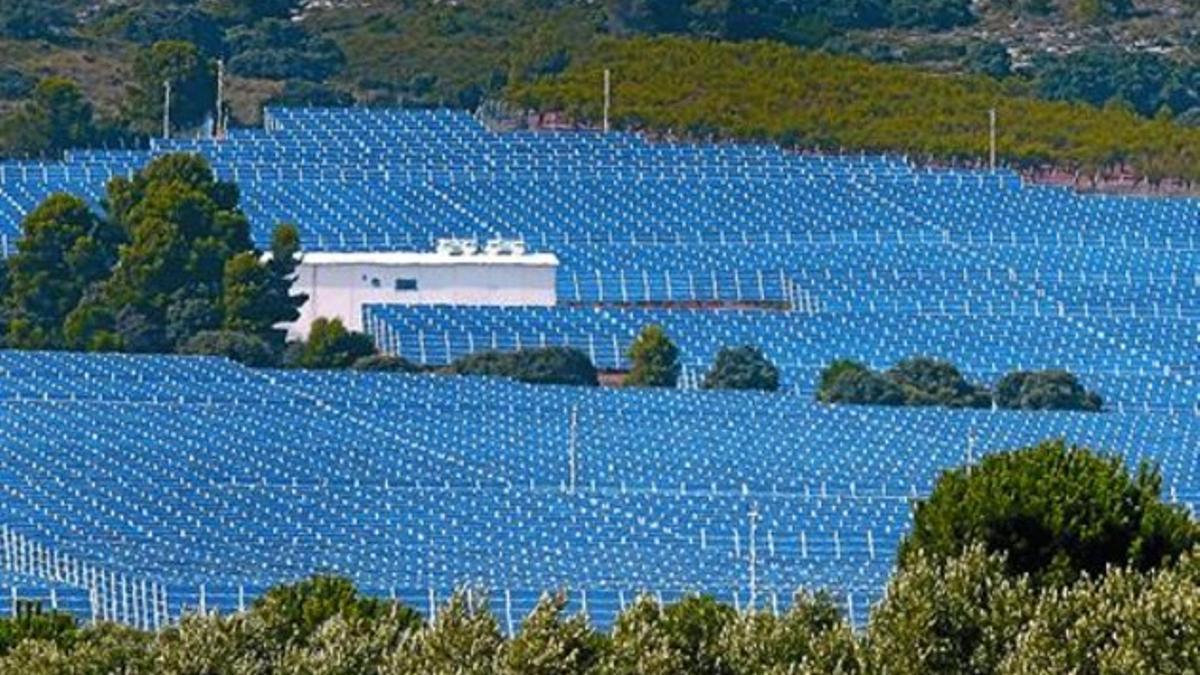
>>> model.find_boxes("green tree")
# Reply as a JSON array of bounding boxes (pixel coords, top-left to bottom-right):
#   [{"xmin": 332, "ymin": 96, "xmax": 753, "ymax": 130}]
[
  {"xmin": 226, "ymin": 19, "xmax": 345, "ymax": 82},
  {"xmin": 98, "ymin": 153, "xmax": 255, "ymax": 348},
  {"xmin": 449, "ymin": 347, "xmax": 599, "ymax": 386},
  {"xmin": 601, "ymin": 594, "xmax": 735, "ymax": 675},
  {"xmin": 701, "ymin": 345, "xmax": 779, "ymax": 391},
  {"xmin": 0, "ymin": 603, "xmax": 77, "ymax": 656},
  {"xmin": 0, "ymin": 0, "xmax": 74, "ymax": 40},
  {"xmin": 1000, "ymin": 554, "xmax": 1200, "ymax": 674},
  {"xmin": 866, "ymin": 544, "xmax": 1033, "ymax": 675},
  {"xmin": 0, "ymin": 78, "xmax": 98, "ymax": 158},
  {"xmin": 125, "ymin": 40, "xmax": 215, "ymax": 135},
  {"xmin": 202, "ymin": 0, "xmax": 301, "ymax": 24},
  {"xmin": 179, "ymin": 330, "xmax": 276, "ymax": 366},
  {"xmin": 886, "ymin": 357, "xmax": 991, "ymax": 408},
  {"xmin": 899, "ymin": 440, "xmax": 1199, "ymax": 588},
  {"xmin": 292, "ymin": 317, "xmax": 376, "ymax": 369},
  {"xmin": 719, "ymin": 591, "xmax": 862, "ymax": 674},
  {"xmin": 5, "ymin": 194, "xmax": 119, "ymax": 348},
  {"xmin": 994, "ymin": 370, "xmax": 1103, "ymax": 411},
  {"xmin": 625, "ymin": 324, "xmax": 680, "ymax": 387},
  {"xmin": 887, "ymin": 0, "xmax": 975, "ymax": 29},
  {"xmin": 251, "ymin": 575, "xmax": 420, "ymax": 650},
  {"xmin": 966, "ymin": 41, "xmax": 1012, "ymax": 78},
  {"xmin": 384, "ymin": 591, "xmax": 502, "ymax": 675},
  {"xmin": 502, "ymin": 592, "xmax": 605, "ymax": 675},
  {"xmin": 352, "ymin": 354, "xmax": 421, "ymax": 373},
  {"xmin": 119, "ymin": 5, "xmax": 225, "ymax": 57}
]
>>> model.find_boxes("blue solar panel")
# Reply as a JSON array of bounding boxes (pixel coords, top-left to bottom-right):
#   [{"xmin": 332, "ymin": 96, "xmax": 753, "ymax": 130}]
[{"xmin": 0, "ymin": 108, "xmax": 1194, "ymax": 631}]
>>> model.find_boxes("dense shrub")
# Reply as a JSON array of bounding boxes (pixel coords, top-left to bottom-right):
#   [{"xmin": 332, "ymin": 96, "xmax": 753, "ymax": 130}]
[
  {"xmin": 512, "ymin": 36, "xmax": 1200, "ymax": 182},
  {"xmin": 351, "ymin": 353, "xmax": 422, "ymax": 373},
  {"xmin": 701, "ymin": 346, "xmax": 780, "ymax": 391},
  {"xmin": 448, "ymin": 346, "xmax": 599, "ymax": 386},
  {"xmin": 899, "ymin": 440, "xmax": 1199, "ymax": 588},
  {"xmin": 816, "ymin": 357, "xmax": 989, "ymax": 408},
  {"xmin": 0, "ymin": 69, "xmax": 35, "ymax": 100},
  {"xmin": 289, "ymin": 317, "xmax": 376, "ymax": 369},
  {"xmin": 816, "ymin": 361, "xmax": 906, "ymax": 406},
  {"xmin": 819, "ymin": 359, "xmax": 1103, "ymax": 411},
  {"xmin": 180, "ymin": 330, "xmax": 277, "ymax": 367},
  {"xmin": 267, "ymin": 80, "xmax": 355, "ymax": 108},
  {"xmin": 887, "ymin": 357, "xmax": 991, "ymax": 408},
  {"xmin": 994, "ymin": 369, "xmax": 1103, "ymax": 411}
]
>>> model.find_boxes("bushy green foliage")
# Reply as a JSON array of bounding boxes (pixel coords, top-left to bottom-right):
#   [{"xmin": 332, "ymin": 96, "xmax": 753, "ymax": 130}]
[
  {"xmin": 5, "ymin": 193, "xmax": 120, "ymax": 348},
  {"xmin": 312, "ymin": 0, "xmax": 603, "ymax": 108},
  {"xmin": 999, "ymin": 554, "xmax": 1200, "ymax": 674},
  {"xmin": 449, "ymin": 346, "xmax": 599, "ymax": 386},
  {"xmin": 819, "ymin": 359, "xmax": 1103, "ymax": 411},
  {"xmin": 0, "ymin": 0, "xmax": 74, "ymax": 40},
  {"xmin": 289, "ymin": 317, "xmax": 376, "ymax": 369},
  {"xmin": 125, "ymin": 41, "xmax": 215, "ymax": 135},
  {"xmin": 602, "ymin": 594, "xmax": 736, "ymax": 675},
  {"xmin": 701, "ymin": 346, "xmax": 780, "ymax": 391},
  {"xmin": 351, "ymin": 354, "xmax": 422, "ymax": 373},
  {"xmin": 0, "ymin": 78, "xmax": 99, "ymax": 158},
  {"xmin": 0, "ymin": 602, "xmax": 77, "ymax": 656},
  {"xmin": 203, "ymin": 0, "xmax": 301, "ymax": 25},
  {"xmin": 268, "ymin": 80, "xmax": 355, "ymax": 108},
  {"xmin": 624, "ymin": 324, "xmax": 679, "ymax": 388},
  {"xmin": 1035, "ymin": 47, "xmax": 1200, "ymax": 118},
  {"xmin": 994, "ymin": 370, "xmax": 1103, "ymax": 411},
  {"xmin": 118, "ymin": 5, "xmax": 225, "ymax": 57},
  {"xmin": 250, "ymin": 575, "xmax": 420, "ymax": 649},
  {"xmin": 887, "ymin": 0, "xmax": 974, "ymax": 29},
  {"xmin": 816, "ymin": 360, "xmax": 906, "ymax": 406},
  {"xmin": 227, "ymin": 19, "xmax": 345, "ymax": 82},
  {"xmin": 179, "ymin": 330, "xmax": 277, "ymax": 367},
  {"xmin": 866, "ymin": 544, "xmax": 1034, "ymax": 675},
  {"xmin": 900, "ymin": 440, "xmax": 1199, "ymax": 588},
  {"xmin": 718, "ymin": 592, "xmax": 864, "ymax": 674},
  {"xmin": 7, "ymin": 538, "xmax": 1200, "ymax": 674},
  {"xmin": 385, "ymin": 591, "xmax": 502, "ymax": 675},
  {"xmin": 0, "ymin": 69, "xmax": 36, "ymax": 101},
  {"xmin": 887, "ymin": 357, "xmax": 992, "ymax": 408},
  {"xmin": 817, "ymin": 357, "xmax": 990, "ymax": 408},
  {"xmin": 4, "ymin": 153, "xmax": 305, "ymax": 359},
  {"xmin": 512, "ymin": 36, "xmax": 1200, "ymax": 182},
  {"xmin": 502, "ymin": 592, "xmax": 605, "ymax": 675}
]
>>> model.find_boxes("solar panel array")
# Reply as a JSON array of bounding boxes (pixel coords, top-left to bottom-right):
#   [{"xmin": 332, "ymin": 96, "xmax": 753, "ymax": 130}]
[
  {"xmin": 1, "ymin": 352, "xmax": 1198, "ymax": 630},
  {"xmin": 0, "ymin": 108, "xmax": 1195, "ymax": 628}
]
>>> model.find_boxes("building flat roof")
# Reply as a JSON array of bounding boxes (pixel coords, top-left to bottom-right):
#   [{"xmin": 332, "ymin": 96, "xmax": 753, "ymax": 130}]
[{"xmin": 296, "ymin": 251, "xmax": 560, "ymax": 267}]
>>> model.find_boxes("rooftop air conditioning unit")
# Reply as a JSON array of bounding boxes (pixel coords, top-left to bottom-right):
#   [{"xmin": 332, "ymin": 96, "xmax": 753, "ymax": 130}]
[
  {"xmin": 485, "ymin": 238, "xmax": 526, "ymax": 256},
  {"xmin": 436, "ymin": 238, "xmax": 479, "ymax": 256}
]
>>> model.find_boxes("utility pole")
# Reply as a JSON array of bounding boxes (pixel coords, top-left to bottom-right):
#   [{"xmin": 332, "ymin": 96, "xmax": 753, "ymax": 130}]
[
  {"xmin": 747, "ymin": 503, "xmax": 759, "ymax": 614},
  {"xmin": 603, "ymin": 69, "xmax": 611, "ymax": 134},
  {"xmin": 988, "ymin": 108, "xmax": 997, "ymax": 171},
  {"xmin": 215, "ymin": 59, "xmax": 225, "ymax": 139},
  {"xmin": 163, "ymin": 80, "xmax": 172, "ymax": 140},
  {"xmin": 568, "ymin": 405, "xmax": 578, "ymax": 494}
]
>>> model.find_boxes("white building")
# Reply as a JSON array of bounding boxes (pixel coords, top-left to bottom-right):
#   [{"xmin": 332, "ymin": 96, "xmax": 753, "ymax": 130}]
[{"xmin": 286, "ymin": 243, "xmax": 559, "ymax": 339}]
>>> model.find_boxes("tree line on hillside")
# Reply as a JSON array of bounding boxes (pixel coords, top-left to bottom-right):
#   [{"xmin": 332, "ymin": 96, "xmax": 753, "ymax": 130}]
[
  {"xmin": 511, "ymin": 36, "xmax": 1200, "ymax": 186},
  {"xmin": 4, "ymin": 0, "xmax": 1200, "ymax": 183},
  {"xmin": 817, "ymin": 357, "xmax": 1104, "ymax": 411},
  {"xmin": 1, "ymin": 440, "xmax": 1199, "ymax": 671}
]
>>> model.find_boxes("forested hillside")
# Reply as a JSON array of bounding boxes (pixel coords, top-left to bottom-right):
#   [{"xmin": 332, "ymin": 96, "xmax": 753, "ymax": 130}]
[
  {"xmin": 3, "ymin": 0, "xmax": 1200, "ymax": 183},
  {"xmin": 510, "ymin": 37, "xmax": 1200, "ymax": 186}
]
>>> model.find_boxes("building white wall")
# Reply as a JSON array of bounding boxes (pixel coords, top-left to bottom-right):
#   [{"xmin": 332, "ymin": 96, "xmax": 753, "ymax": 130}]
[{"xmin": 286, "ymin": 251, "xmax": 558, "ymax": 339}]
